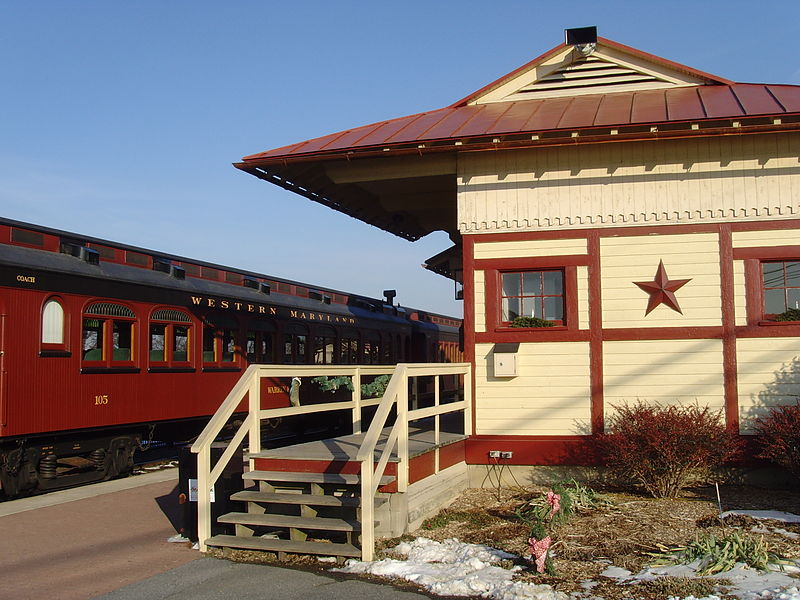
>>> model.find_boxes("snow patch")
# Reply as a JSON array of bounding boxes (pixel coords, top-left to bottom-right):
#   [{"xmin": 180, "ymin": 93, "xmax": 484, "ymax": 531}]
[
  {"xmin": 335, "ymin": 538, "xmax": 566, "ymax": 600},
  {"xmin": 720, "ymin": 511, "xmax": 800, "ymax": 524}
]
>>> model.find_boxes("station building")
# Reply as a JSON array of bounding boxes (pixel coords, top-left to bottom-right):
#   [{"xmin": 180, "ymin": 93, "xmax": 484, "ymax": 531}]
[{"xmin": 237, "ymin": 29, "xmax": 800, "ymax": 467}]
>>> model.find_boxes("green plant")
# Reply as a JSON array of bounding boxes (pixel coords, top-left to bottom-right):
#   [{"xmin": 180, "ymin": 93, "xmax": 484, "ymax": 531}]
[
  {"xmin": 597, "ymin": 402, "xmax": 742, "ymax": 498},
  {"xmin": 310, "ymin": 374, "xmax": 391, "ymax": 399},
  {"xmin": 650, "ymin": 531, "xmax": 790, "ymax": 575},
  {"xmin": 510, "ymin": 316, "xmax": 555, "ymax": 328},
  {"xmin": 774, "ymin": 307, "xmax": 800, "ymax": 321}
]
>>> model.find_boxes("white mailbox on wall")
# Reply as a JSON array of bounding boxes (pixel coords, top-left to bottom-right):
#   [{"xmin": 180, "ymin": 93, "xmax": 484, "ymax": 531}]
[{"xmin": 492, "ymin": 343, "xmax": 519, "ymax": 378}]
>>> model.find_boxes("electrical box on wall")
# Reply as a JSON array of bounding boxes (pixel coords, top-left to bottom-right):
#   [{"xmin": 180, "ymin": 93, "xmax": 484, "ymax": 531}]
[{"xmin": 492, "ymin": 343, "xmax": 519, "ymax": 377}]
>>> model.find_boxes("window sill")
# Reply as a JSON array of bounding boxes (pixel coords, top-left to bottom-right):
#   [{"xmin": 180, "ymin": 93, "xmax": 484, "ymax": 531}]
[
  {"xmin": 148, "ymin": 367, "xmax": 196, "ymax": 373},
  {"xmin": 202, "ymin": 366, "xmax": 241, "ymax": 373},
  {"xmin": 494, "ymin": 325, "xmax": 569, "ymax": 333},
  {"xmin": 81, "ymin": 367, "xmax": 141, "ymax": 374},
  {"xmin": 758, "ymin": 320, "xmax": 800, "ymax": 326}
]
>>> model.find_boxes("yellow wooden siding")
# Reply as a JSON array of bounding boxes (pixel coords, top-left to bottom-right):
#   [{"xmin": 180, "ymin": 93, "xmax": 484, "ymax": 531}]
[
  {"xmin": 736, "ymin": 337, "xmax": 800, "ymax": 433},
  {"xmin": 577, "ymin": 265, "xmax": 590, "ymax": 330},
  {"xmin": 458, "ymin": 133, "xmax": 800, "ymax": 234},
  {"xmin": 733, "ymin": 260, "xmax": 747, "ymax": 326},
  {"xmin": 732, "ymin": 228, "xmax": 800, "ymax": 248},
  {"xmin": 474, "ymin": 270, "xmax": 486, "ymax": 333},
  {"xmin": 600, "ymin": 233, "xmax": 722, "ymax": 328},
  {"xmin": 473, "ymin": 238, "xmax": 587, "ymax": 259},
  {"xmin": 474, "ymin": 342, "xmax": 591, "ymax": 435},
  {"xmin": 603, "ymin": 339, "xmax": 725, "ymax": 421}
]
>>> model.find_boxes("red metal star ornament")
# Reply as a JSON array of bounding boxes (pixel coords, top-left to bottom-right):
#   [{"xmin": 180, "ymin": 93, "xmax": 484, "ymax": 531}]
[{"xmin": 633, "ymin": 260, "xmax": 692, "ymax": 315}]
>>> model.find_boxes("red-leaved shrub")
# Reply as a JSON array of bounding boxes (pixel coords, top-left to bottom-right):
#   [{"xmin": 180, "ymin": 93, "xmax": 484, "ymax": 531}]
[
  {"xmin": 598, "ymin": 402, "xmax": 742, "ymax": 498},
  {"xmin": 754, "ymin": 402, "xmax": 800, "ymax": 478}
]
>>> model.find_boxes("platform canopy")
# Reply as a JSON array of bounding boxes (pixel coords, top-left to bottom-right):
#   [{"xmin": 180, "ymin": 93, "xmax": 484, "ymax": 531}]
[{"xmin": 236, "ymin": 32, "xmax": 800, "ymax": 243}]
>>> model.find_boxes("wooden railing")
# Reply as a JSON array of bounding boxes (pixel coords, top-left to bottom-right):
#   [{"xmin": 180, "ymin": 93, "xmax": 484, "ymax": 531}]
[
  {"xmin": 190, "ymin": 362, "xmax": 472, "ymax": 558},
  {"xmin": 357, "ymin": 363, "xmax": 471, "ymax": 560}
]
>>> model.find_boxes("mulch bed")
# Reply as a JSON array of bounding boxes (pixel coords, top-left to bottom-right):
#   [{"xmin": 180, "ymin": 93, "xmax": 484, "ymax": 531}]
[{"xmin": 378, "ymin": 484, "xmax": 800, "ymax": 600}]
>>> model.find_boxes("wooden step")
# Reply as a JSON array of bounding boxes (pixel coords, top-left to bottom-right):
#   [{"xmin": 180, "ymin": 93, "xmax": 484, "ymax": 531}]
[
  {"xmin": 206, "ymin": 534, "xmax": 361, "ymax": 558},
  {"xmin": 230, "ymin": 490, "xmax": 386, "ymax": 508},
  {"xmin": 243, "ymin": 470, "xmax": 394, "ymax": 486},
  {"xmin": 218, "ymin": 512, "xmax": 362, "ymax": 531}
]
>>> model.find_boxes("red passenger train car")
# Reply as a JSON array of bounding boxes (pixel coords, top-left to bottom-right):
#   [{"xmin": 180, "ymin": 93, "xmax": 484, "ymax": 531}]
[{"xmin": 0, "ymin": 218, "xmax": 462, "ymax": 497}]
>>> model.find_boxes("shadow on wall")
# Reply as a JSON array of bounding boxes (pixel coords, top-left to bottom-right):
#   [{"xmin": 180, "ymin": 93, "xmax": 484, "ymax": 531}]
[{"xmin": 741, "ymin": 355, "xmax": 800, "ymax": 434}]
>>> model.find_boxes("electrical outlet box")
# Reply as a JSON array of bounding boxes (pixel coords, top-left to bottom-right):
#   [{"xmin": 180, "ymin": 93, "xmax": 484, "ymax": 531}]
[
  {"xmin": 488, "ymin": 450, "xmax": 501, "ymax": 458},
  {"xmin": 500, "ymin": 451, "xmax": 513, "ymax": 459},
  {"xmin": 492, "ymin": 343, "xmax": 519, "ymax": 378},
  {"xmin": 493, "ymin": 352, "xmax": 517, "ymax": 377}
]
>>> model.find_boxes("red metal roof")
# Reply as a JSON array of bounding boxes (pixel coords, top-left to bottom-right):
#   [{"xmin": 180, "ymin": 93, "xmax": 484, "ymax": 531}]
[{"xmin": 242, "ymin": 83, "xmax": 800, "ymax": 164}]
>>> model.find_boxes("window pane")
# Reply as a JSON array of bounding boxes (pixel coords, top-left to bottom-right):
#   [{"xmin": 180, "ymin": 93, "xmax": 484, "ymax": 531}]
[
  {"xmin": 261, "ymin": 334, "xmax": 273, "ymax": 363},
  {"xmin": 502, "ymin": 273, "xmax": 520, "ymax": 297},
  {"xmin": 150, "ymin": 324, "xmax": 166, "ymax": 361},
  {"xmin": 203, "ymin": 328, "xmax": 215, "ymax": 362},
  {"xmin": 296, "ymin": 335, "xmax": 306, "ymax": 363},
  {"xmin": 314, "ymin": 336, "xmax": 325, "ymax": 364},
  {"xmin": 786, "ymin": 262, "xmax": 800, "ymax": 288},
  {"xmin": 764, "ymin": 288, "xmax": 786, "ymax": 314},
  {"xmin": 83, "ymin": 318, "xmax": 103, "ymax": 360},
  {"xmin": 246, "ymin": 332, "xmax": 257, "ymax": 362},
  {"xmin": 763, "ymin": 262, "xmax": 784, "ymax": 288},
  {"xmin": 283, "ymin": 335, "xmax": 293, "ymax": 363},
  {"xmin": 788, "ymin": 288, "xmax": 800, "ymax": 311},
  {"xmin": 173, "ymin": 326, "xmax": 189, "ymax": 361},
  {"xmin": 502, "ymin": 297, "xmax": 520, "ymax": 322},
  {"xmin": 113, "ymin": 321, "xmax": 132, "ymax": 361},
  {"xmin": 42, "ymin": 300, "xmax": 64, "ymax": 344},
  {"xmin": 522, "ymin": 271, "xmax": 541, "ymax": 296},
  {"xmin": 543, "ymin": 271, "xmax": 563, "ymax": 295},
  {"xmin": 222, "ymin": 329, "xmax": 235, "ymax": 362},
  {"xmin": 544, "ymin": 296, "xmax": 564, "ymax": 321},
  {"xmin": 522, "ymin": 297, "xmax": 537, "ymax": 318}
]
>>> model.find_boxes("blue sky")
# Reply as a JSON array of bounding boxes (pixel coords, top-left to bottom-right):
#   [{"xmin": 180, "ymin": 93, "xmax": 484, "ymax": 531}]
[{"xmin": 2, "ymin": 1, "xmax": 799, "ymax": 315}]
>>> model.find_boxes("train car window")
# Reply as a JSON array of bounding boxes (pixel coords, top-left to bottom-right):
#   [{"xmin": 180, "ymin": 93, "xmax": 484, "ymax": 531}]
[
  {"xmin": 363, "ymin": 332, "xmax": 380, "ymax": 365},
  {"xmin": 246, "ymin": 331, "xmax": 274, "ymax": 363},
  {"xmin": 201, "ymin": 315, "xmax": 240, "ymax": 368},
  {"xmin": 149, "ymin": 309, "xmax": 192, "ymax": 366},
  {"xmin": 282, "ymin": 324, "xmax": 308, "ymax": 364},
  {"xmin": 42, "ymin": 298, "xmax": 65, "ymax": 345},
  {"xmin": 82, "ymin": 302, "xmax": 136, "ymax": 366},
  {"xmin": 221, "ymin": 329, "xmax": 236, "ymax": 363},
  {"xmin": 313, "ymin": 326, "xmax": 336, "ymax": 364}
]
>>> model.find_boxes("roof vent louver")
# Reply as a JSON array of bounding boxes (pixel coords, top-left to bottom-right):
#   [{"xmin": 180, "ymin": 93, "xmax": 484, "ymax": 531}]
[
  {"xmin": 61, "ymin": 242, "xmax": 100, "ymax": 265},
  {"xmin": 243, "ymin": 277, "xmax": 260, "ymax": 290},
  {"xmin": 153, "ymin": 260, "xmax": 186, "ymax": 279},
  {"xmin": 259, "ymin": 282, "xmax": 271, "ymax": 295}
]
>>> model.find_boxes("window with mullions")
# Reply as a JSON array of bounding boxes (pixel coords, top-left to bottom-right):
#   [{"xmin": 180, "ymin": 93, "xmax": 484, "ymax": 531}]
[
  {"xmin": 763, "ymin": 261, "xmax": 800, "ymax": 317},
  {"xmin": 82, "ymin": 302, "xmax": 136, "ymax": 364},
  {"xmin": 501, "ymin": 270, "xmax": 564, "ymax": 324},
  {"xmin": 202, "ymin": 316, "xmax": 239, "ymax": 366},
  {"xmin": 282, "ymin": 324, "xmax": 308, "ymax": 364},
  {"xmin": 313, "ymin": 327, "xmax": 336, "ymax": 365},
  {"xmin": 149, "ymin": 309, "xmax": 192, "ymax": 365},
  {"xmin": 246, "ymin": 321, "xmax": 275, "ymax": 364}
]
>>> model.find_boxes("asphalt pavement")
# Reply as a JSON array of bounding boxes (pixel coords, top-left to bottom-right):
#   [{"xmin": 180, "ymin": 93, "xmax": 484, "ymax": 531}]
[{"xmin": 94, "ymin": 556, "xmax": 430, "ymax": 600}]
